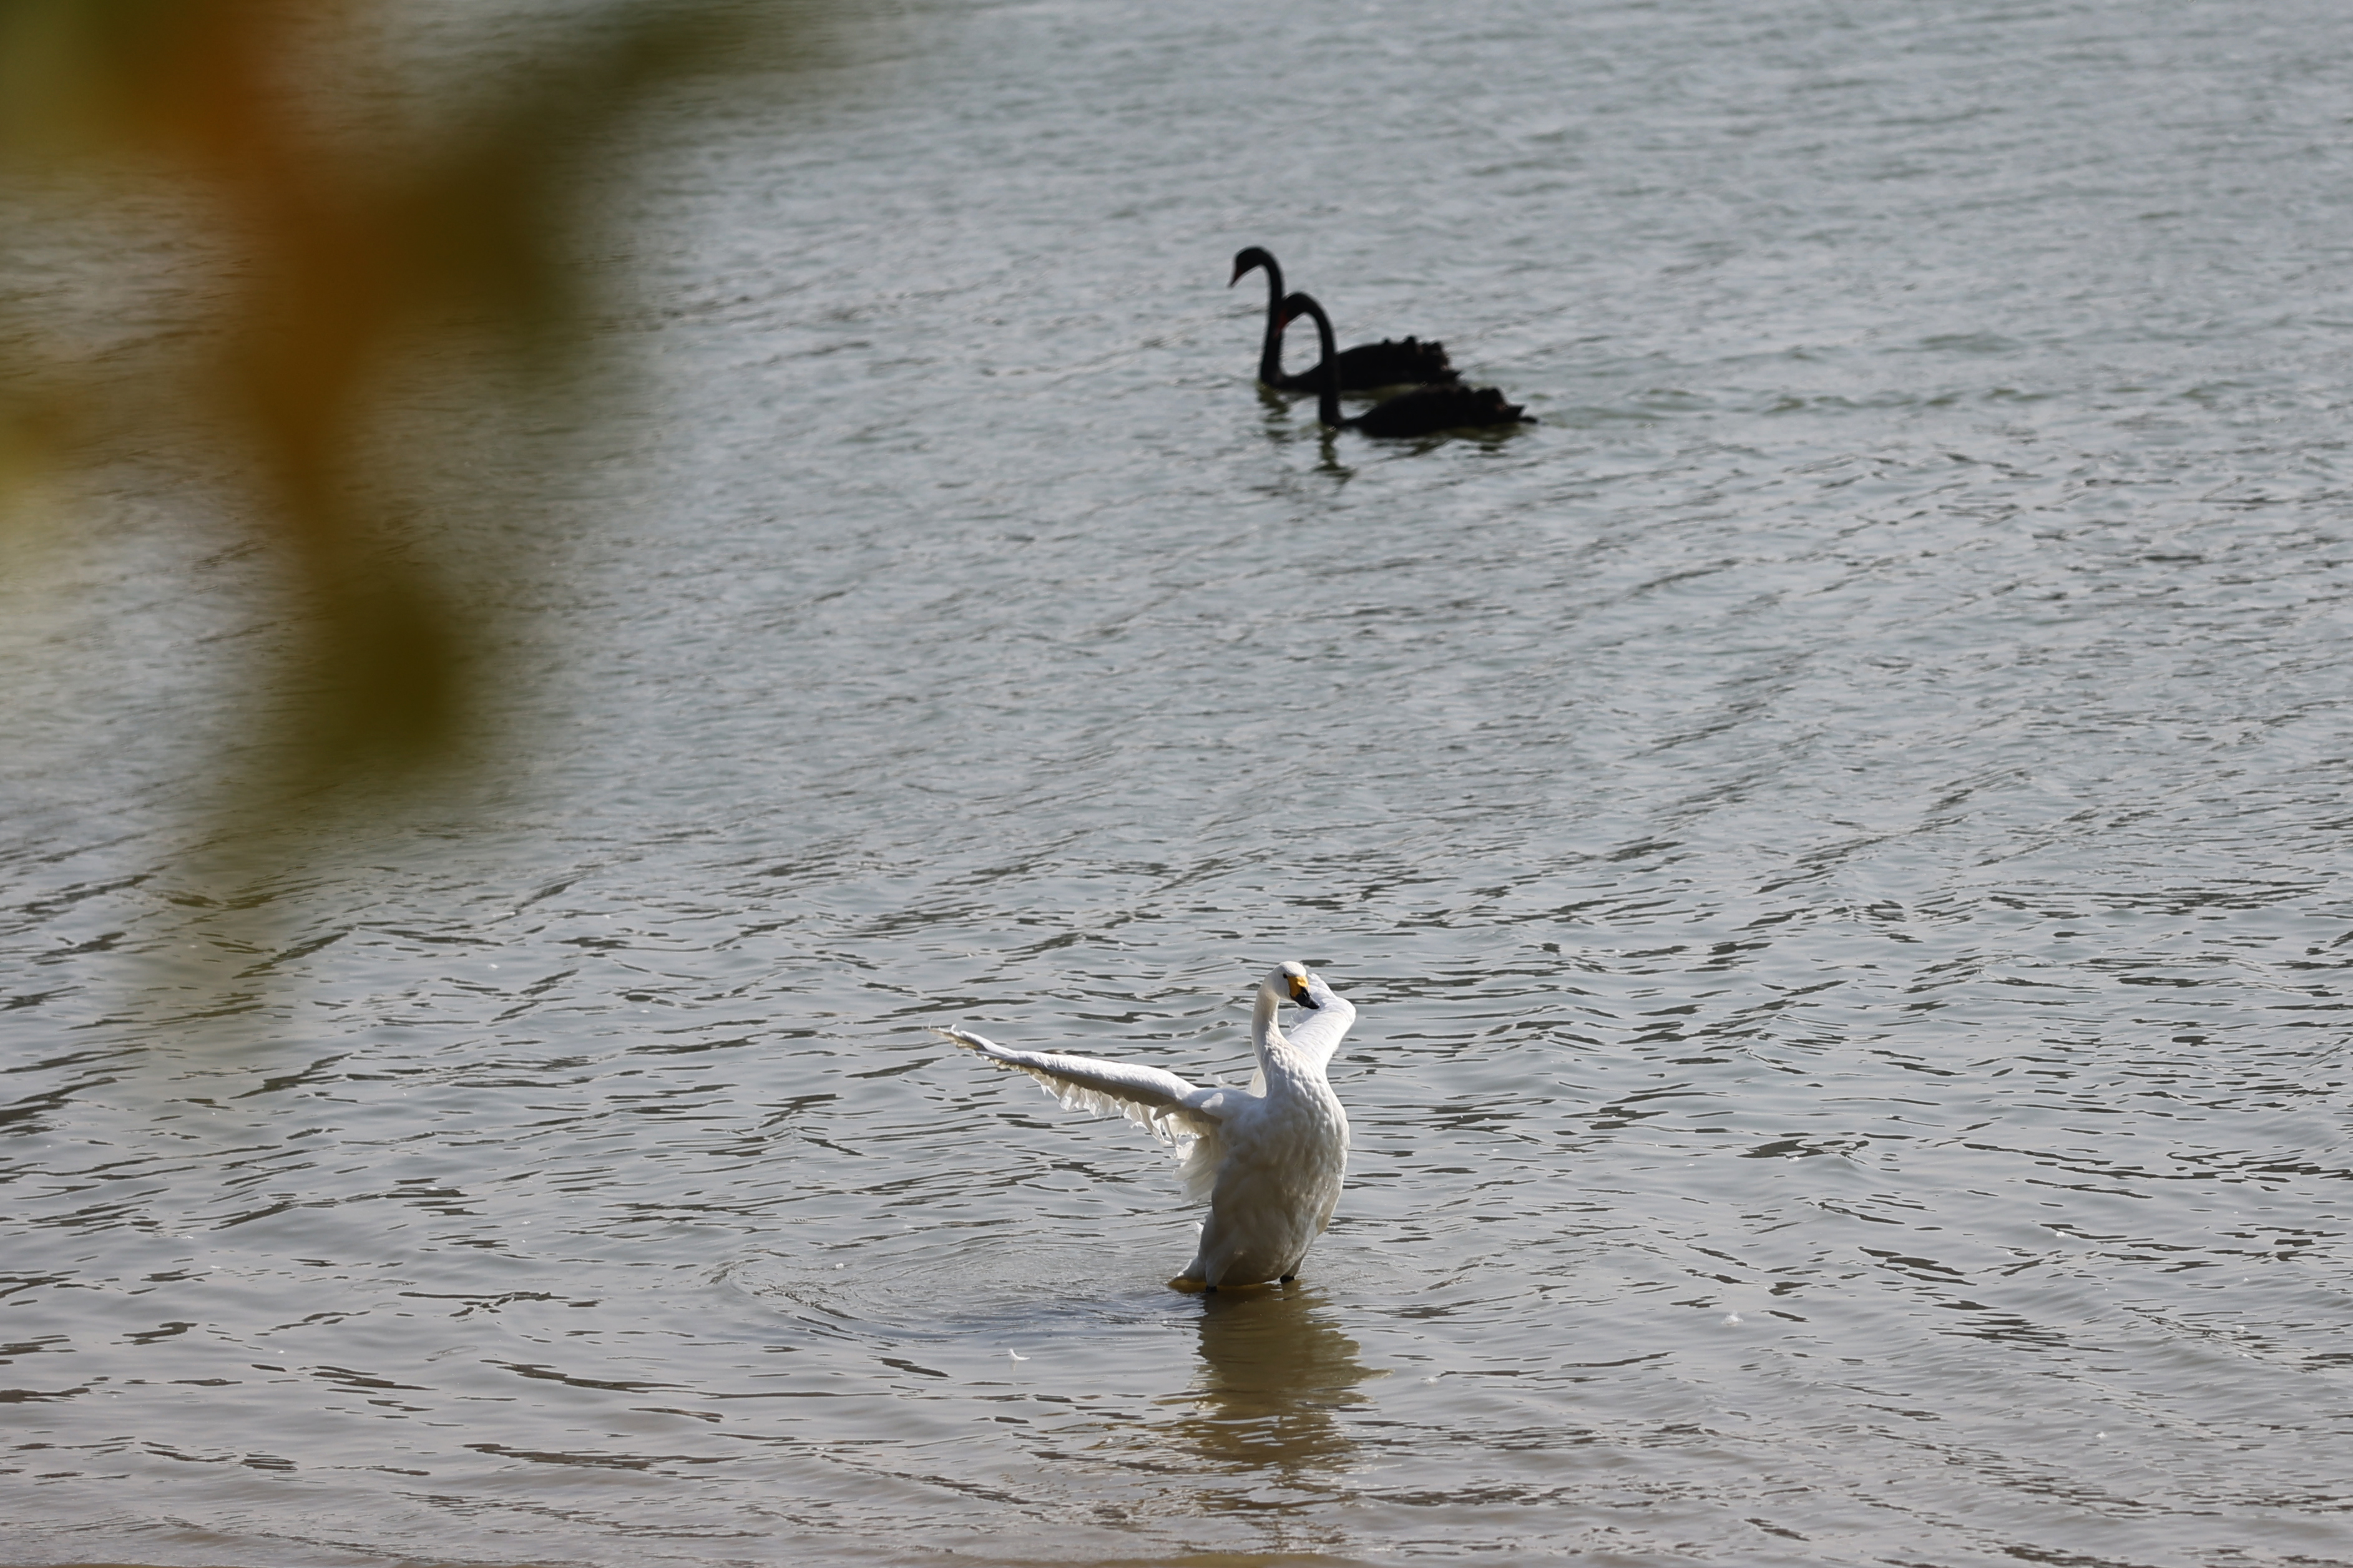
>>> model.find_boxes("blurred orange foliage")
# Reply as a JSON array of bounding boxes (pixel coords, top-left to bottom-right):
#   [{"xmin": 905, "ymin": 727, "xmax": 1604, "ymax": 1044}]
[{"xmin": 1, "ymin": 0, "xmax": 800, "ymax": 840}]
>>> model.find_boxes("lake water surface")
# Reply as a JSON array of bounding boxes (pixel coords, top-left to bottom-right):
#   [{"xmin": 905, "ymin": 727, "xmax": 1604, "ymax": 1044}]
[{"xmin": 6, "ymin": 1, "xmax": 2353, "ymax": 1564}]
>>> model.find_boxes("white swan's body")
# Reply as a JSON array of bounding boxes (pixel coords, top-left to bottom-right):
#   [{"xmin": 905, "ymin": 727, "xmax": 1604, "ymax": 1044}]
[{"xmin": 934, "ymin": 961, "xmax": 1356, "ymax": 1289}]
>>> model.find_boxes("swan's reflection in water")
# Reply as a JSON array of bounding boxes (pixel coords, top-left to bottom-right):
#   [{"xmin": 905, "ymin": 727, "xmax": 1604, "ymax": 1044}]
[{"xmin": 1158, "ymin": 1283, "xmax": 1379, "ymax": 1476}]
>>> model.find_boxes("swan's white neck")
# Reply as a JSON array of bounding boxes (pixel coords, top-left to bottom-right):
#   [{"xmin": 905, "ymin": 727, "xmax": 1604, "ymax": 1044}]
[{"xmin": 1250, "ymin": 979, "xmax": 1313, "ymax": 1092}]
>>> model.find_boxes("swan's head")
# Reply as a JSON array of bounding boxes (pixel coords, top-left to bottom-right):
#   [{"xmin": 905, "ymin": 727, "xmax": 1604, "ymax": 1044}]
[
  {"xmin": 1230, "ymin": 246, "xmax": 1275, "ymax": 286},
  {"xmin": 1276, "ymin": 291, "xmax": 1328, "ymax": 333},
  {"xmin": 1269, "ymin": 959, "xmax": 1321, "ymax": 1011}
]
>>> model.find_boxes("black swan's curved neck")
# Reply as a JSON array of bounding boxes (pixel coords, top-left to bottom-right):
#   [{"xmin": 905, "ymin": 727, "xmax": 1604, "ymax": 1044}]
[
  {"xmin": 1283, "ymin": 293, "xmax": 1344, "ymax": 428},
  {"xmin": 1243, "ymin": 251, "xmax": 1288, "ymax": 385}
]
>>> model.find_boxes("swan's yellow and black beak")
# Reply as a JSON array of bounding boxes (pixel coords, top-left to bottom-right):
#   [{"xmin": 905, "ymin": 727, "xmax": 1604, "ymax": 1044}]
[{"xmin": 1287, "ymin": 971, "xmax": 1319, "ymax": 1009}]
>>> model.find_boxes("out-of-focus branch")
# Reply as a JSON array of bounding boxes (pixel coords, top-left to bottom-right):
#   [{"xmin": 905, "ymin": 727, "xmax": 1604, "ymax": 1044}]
[{"xmin": 1, "ymin": 1, "xmax": 810, "ymax": 838}]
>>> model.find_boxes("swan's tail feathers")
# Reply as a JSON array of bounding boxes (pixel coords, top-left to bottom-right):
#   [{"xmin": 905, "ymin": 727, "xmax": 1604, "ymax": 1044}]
[{"xmin": 932, "ymin": 1026, "xmax": 1231, "ymax": 1164}]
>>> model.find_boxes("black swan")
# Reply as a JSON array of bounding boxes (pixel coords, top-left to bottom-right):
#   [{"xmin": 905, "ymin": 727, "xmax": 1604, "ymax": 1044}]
[
  {"xmin": 1281, "ymin": 293, "xmax": 1533, "ymax": 438},
  {"xmin": 1231, "ymin": 247, "xmax": 1457, "ymax": 392}
]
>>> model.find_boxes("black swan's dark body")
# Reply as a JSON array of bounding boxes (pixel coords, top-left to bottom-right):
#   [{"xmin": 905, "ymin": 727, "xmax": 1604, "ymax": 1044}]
[
  {"xmin": 1231, "ymin": 247, "xmax": 1456, "ymax": 392},
  {"xmin": 1281, "ymin": 292, "xmax": 1533, "ymax": 439}
]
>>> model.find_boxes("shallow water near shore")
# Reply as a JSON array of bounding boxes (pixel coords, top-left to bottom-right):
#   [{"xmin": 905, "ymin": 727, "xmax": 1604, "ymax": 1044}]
[{"xmin": 6, "ymin": 1, "xmax": 2353, "ymax": 1565}]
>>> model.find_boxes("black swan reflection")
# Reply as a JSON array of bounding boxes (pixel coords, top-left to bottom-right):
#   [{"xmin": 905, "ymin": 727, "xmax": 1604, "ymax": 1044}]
[
  {"xmin": 1231, "ymin": 247, "xmax": 1455, "ymax": 392},
  {"xmin": 1281, "ymin": 292, "xmax": 1533, "ymax": 439}
]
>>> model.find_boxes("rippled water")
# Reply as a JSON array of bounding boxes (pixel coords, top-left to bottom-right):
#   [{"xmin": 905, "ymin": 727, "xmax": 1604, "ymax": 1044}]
[{"xmin": 7, "ymin": 1, "xmax": 2353, "ymax": 1564}]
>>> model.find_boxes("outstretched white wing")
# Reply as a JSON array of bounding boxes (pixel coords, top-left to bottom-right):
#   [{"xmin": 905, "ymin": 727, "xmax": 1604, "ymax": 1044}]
[
  {"xmin": 932, "ymin": 1027, "xmax": 1236, "ymax": 1147},
  {"xmin": 1286, "ymin": 975, "xmax": 1356, "ymax": 1071},
  {"xmin": 1246, "ymin": 974, "xmax": 1357, "ymax": 1093}
]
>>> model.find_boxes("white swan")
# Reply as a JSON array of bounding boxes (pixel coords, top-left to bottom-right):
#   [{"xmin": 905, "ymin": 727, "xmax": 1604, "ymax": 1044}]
[{"xmin": 934, "ymin": 961, "xmax": 1356, "ymax": 1290}]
